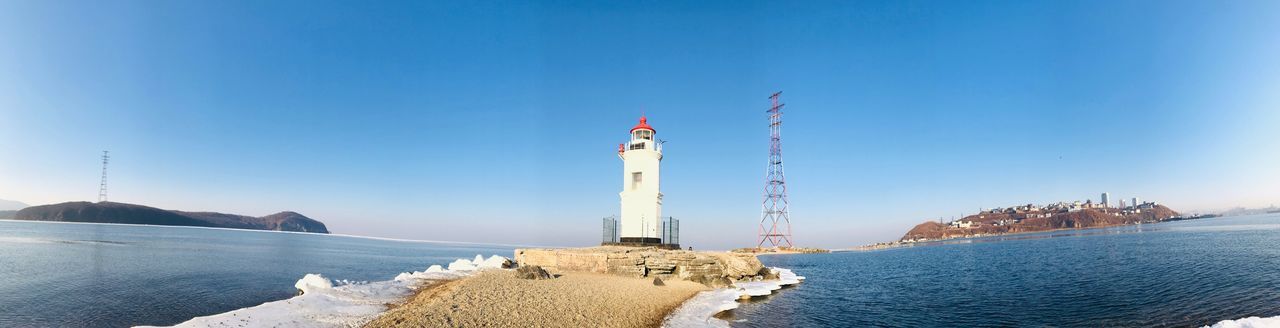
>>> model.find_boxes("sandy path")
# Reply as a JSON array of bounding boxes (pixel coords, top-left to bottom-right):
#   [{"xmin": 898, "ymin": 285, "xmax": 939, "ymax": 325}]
[{"xmin": 365, "ymin": 270, "xmax": 707, "ymax": 328}]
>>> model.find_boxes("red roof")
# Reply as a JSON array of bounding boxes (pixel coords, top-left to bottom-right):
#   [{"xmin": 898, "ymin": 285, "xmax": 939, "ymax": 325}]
[{"xmin": 630, "ymin": 116, "xmax": 655, "ymax": 133}]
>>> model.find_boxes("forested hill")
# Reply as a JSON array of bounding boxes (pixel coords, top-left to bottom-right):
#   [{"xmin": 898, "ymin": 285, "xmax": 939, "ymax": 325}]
[{"xmin": 13, "ymin": 201, "xmax": 329, "ymax": 233}]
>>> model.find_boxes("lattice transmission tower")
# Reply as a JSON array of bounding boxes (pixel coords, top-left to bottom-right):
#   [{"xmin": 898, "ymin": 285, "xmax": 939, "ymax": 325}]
[
  {"xmin": 758, "ymin": 92, "xmax": 793, "ymax": 248},
  {"xmin": 98, "ymin": 151, "xmax": 109, "ymax": 202}
]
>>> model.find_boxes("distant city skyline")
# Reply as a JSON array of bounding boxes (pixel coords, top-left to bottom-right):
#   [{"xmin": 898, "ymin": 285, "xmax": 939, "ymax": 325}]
[{"xmin": 2, "ymin": 1, "xmax": 1279, "ymax": 249}]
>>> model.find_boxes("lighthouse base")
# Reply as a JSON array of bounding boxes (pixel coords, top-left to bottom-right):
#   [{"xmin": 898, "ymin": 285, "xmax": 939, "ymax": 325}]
[
  {"xmin": 619, "ymin": 237, "xmax": 661, "ymax": 244},
  {"xmin": 602, "ymin": 237, "xmax": 680, "ymax": 250}
]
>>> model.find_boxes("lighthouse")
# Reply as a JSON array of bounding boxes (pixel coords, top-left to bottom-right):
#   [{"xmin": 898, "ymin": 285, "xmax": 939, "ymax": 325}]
[{"xmin": 617, "ymin": 116, "xmax": 663, "ymax": 245}]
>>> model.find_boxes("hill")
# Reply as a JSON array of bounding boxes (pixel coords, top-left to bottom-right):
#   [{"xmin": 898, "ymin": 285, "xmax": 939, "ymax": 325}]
[
  {"xmin": 901, "ymin": 205, "xmax": 1178, "ymax": 242},
  {"xmin": 13, "ymin": 201, "xmax": 329, "ymax": 233}
]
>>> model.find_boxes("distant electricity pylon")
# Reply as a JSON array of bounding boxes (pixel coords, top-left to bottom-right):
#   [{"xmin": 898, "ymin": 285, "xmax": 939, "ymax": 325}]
[
  {"xmin": 98, "ymin": 151, "xmax": 109, "ymax": 202},
  {"xmin": 758, "ymin": 91, "xmax": 794, "ymax": 248}
]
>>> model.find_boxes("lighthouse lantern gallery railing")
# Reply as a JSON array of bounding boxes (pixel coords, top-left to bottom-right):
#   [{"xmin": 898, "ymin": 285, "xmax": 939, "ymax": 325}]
[{"xmin": 602, "ymin": 216, "xmax": 679, "ymax": 248}]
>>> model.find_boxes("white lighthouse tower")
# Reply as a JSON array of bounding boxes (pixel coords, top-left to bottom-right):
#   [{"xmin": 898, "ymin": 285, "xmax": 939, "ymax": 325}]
[{"xmin": 617, "ymin": 116, "xmax": 663, "ymax": 245}]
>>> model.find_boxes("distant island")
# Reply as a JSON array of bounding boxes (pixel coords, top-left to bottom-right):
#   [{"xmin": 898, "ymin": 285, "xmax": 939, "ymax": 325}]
[
  {"xmin": 11, "ymin": 201, "xmax": 329, "ymax": 233},
  {"xmin": 898, "ymin": 200, "xmax": 1179, "ymax": 243}
]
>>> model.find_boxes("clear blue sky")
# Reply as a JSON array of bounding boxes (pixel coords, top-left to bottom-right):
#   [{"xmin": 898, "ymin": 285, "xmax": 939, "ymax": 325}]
[{"xmin": 2, "ymin": 1, "xmax": 1278, "ymax": 249}]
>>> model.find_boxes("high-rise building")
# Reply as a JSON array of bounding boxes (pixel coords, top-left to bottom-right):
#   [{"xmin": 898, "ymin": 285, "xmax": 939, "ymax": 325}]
[
  {"xmin": 1101, "ymin": 192, "xmax": 1110, "ymax": 208},
  {"xmin": 1132, "ymin": 197, "xmax": 1140, "ymax": 207}
]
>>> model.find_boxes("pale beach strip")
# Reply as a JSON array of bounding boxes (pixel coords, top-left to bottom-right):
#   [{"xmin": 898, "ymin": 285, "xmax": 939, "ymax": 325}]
[{"xmin": 137, "ymin": 253, "xmax": 804, "ymax": 328}]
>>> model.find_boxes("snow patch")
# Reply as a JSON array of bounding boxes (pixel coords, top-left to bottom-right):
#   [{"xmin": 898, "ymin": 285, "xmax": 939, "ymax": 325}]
[
  {"xmin": 734, "ymin": 280, "xmax": 782, "ymax": 298},
  {"xmin": 294, "ymin": 274, "xmax": 333, "ymax": 294},
  {"xmin": 425, "ymin": 264, "xmax": 444, "ymax": 273},
  {"xmin": 477, "ymin": 255, "xmax": 511, "ymax": 269},
  {"xmin": 662, "ymin": 267, "xmax": 804, "ymax": 328},
  {"xmin": 448, "ymin": 258, "xmax": 477, "ymax": 271},
  {"xmin": 662, "ymin": 288, "xmax": 740, "ymax": 328},
  {"xmin": 139, "ymin": 254, "xmax": 506, "ymax": 328},
  {"xmin": 1205, "ymin": 316, "xmax": 1280, "ymax": 328}
]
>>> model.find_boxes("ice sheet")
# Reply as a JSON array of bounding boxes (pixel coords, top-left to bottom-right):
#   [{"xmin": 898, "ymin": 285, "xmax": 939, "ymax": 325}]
[
  {"xmin": 662, "ymin": 267, "xmax": 803, "ymax": 328},
  {"xmin": 137, "ymin": 254, "xmax": 510, "ymax": 328}
]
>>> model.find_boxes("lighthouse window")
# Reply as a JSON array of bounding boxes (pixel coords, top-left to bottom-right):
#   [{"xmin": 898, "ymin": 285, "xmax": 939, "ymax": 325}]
[
  {"xmin": 635, "ymin": 130, "xmax": 652, "ymax": 140},
  {"xmin": 632, "ymin": 172, "xmax": 642, "ymax": 190}
]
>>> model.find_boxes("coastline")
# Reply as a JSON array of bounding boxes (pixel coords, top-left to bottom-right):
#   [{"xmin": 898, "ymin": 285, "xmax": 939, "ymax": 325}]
[
  {"xmin": 133, "ymin": 256, "xmax": 495, "ymax": 328},
  {"xmin": 895, "ymin": 205, "xmax": 1180, "ymax": 245},
  {"xmin": 0, "ymin": 218, "xmax": 545, "ymax": 249},
  {"xmin": 731, "ymin": 246, "xmax": 831, "ymax": 255},
  {"xmin": 364, "ymin": 266, "xmax": 805, "ymax": 328},
  {"xmin": 665, "ymin": 267, "xmax": 805, "ymax": 327},
  {"xmin": 138, "ymin": 250, "xmax": 804, "ymax": 328},
  {"xmin": 853, "ymin": 219, "xmax": 1196, "ymax": 251}
]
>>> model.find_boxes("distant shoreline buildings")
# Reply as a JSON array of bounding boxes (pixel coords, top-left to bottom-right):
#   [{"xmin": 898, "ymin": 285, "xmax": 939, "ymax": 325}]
[
  {"xmin": 891, "ymin": 192, "xmax": 1181, "ymax": 244},
  {"xmin": 944, "ymin": 192, "xmax": 1159, "ymax": 228}
]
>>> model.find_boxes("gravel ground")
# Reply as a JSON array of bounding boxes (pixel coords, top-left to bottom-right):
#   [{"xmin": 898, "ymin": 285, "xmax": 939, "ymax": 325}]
[{"xmin": 365, "ymin": 270, "xmax": 707, "ymax": 328}]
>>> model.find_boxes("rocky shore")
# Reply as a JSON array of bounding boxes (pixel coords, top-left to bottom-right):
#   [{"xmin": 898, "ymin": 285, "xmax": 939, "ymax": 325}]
[
  {"xmin": 152, "ymin": 248, "xmax": 800, "ymax": 328},
  {"xmin": 367, "ymin": 246, "xmax": 801, "ymax": 327},
  {"xmin": 730, "ymin": 246, "xmax": 831, "ymax": 254},
  {"xmin": 515, "ymin": 246, "xmax": 774, "ymax": 287}
]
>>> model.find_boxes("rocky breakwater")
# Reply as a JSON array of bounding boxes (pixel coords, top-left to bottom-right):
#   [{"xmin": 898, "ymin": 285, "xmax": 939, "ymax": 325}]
[
  {"xmin": 731, "ymin": 246, "xmax": 831, "ymax": 254},
  {"xmin": 514, "ymin": 246, "xmax": 772, "ymax": 287}
]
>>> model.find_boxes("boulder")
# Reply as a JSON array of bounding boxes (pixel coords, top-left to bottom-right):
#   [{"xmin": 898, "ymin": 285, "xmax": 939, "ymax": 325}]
[
  {"xmin": 516, "ymin": 265, "xmax": 552, "ymax": 280},
  {"xmin": 758, "ymin": 267, "xmax": 779, "ymax": 280},
  {"xmin": 689, "ymin": 275, "xmax": 733, "ymax": 288},
  {"xmin": 516, "ymin": 246, "xmax": 767, "ymax": 287},
  {"xmin": 652, "ymin": 277, "xmax": 665, "ymax": 286}
]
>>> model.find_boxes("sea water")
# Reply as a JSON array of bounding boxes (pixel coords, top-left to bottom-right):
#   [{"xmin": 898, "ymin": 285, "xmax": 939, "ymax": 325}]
[
  {"xmin": 4, "ymin": 214, "xmax": 1280, "ymax": 327},
  {"xmin": 734, "ymin": 213, "xmax": 1280, "ymax": 327},
  {"xmin": 0, "ymin": 220, "xmax": 514, "ymax": 327}
]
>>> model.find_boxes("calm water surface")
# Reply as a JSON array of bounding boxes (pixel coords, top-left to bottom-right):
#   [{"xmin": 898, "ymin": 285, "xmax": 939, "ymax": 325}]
[
  {"xmin": 740, "ymin": 214, "xmax": 1280, "ymax": 327},
  {"xmin": 4, "ymin": 215, "xmax": 1278, "ymax": 327},
  {"xmin": 0, "ymin": 220, "xmax": 514, "ymax": 327}
]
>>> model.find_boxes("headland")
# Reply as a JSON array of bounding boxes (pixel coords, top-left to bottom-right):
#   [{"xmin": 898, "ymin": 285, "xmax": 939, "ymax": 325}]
[
  {"xmin": 149, "ymin": 246, "xmax": 802, "ymax": 328},
  {"xmin": 12, "ymin": 201, "xmax": 328, "ymax": 233},
  {"xmin": 857, "ymin": 200, "xmax": 1182, "ymax": 250},
  {"xmin": 899, "ymin": 202, "xmax": 1179, "ymax": 243},
  {"xmin": 369, "ymin": 246, "xmax": 803, "ymax": 327}
]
